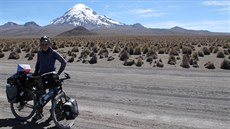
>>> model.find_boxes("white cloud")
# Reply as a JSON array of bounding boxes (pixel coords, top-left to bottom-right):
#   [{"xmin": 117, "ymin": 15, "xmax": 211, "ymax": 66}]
[
  {"xmin": 202, "ymin": 0, "xmax": 230, "ymax": 12},
  {"xmin": 131, "ymin": 8, "xmax": 165, "ymax": 17},
  {"xmin": 144, "ymin": 20, "xmax": 230, "ymax": 33},
  {"xmin": 133, "ymin": 9, "xmax": 155, "ymax": 15},
  {"xmin": 203, "ymin": 1, "xmax": 230, "ymax": 6},
  {"xmin": 216, "ymin": 7, "xmax": 230, "ymax": 12}
]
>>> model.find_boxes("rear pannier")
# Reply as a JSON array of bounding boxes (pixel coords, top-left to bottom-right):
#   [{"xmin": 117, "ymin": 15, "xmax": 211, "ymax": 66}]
[{"xmin": 6, "ymin": 84, "xmax": 18, "ymax": 103}]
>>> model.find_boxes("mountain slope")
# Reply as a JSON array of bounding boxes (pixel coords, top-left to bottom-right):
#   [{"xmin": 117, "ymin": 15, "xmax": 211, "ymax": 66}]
[
  {"xmin": 56, "ymin": 26, "xmax": 96, "ymax": 37},
  {"xmin": 51, "ymin": 3, "xmax": 124, "ymax": 29}
]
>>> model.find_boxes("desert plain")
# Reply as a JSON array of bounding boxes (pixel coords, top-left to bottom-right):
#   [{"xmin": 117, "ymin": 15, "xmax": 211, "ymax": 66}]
[{"xmin": 0, "ymin": 35, "xmax": 230, "ymax": 129}]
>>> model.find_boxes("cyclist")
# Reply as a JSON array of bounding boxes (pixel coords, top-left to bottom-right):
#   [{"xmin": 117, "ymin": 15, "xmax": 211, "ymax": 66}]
[{"xmin": 32, "ymin": 36, "xmax": 67, "ymax": 121}]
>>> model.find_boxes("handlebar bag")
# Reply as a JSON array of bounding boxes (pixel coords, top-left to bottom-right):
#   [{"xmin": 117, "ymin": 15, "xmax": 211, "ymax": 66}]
[{"xmin": 42, "ymin": 72, "xmax": 59, "ymax": 89}]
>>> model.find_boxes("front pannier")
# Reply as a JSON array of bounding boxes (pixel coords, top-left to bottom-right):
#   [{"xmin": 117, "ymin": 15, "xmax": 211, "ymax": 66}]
[
  {"xmin": 41, "ymin": 72, "xmax": 59, "ymax": 89},
  {"xmin": 63, "ymin": 98, "xmax": 79, "ymax": 120}
]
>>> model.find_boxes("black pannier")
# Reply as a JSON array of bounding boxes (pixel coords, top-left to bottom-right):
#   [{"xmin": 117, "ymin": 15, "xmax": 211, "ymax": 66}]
[
  {"xmin": 6, "ymin": 73, "xmax": 34, "ymax": 103},
  {"xmin": 6, "ymin": 84, "xmax": 32, "ymax": 103},
  {"xmin": 63, "ymin": 98, "xmax": 79, "ymax": 120},
  {"xmin": 6, "ymin": 84, "xmax": 18, "ymax": 103},
  {"xmin": 7, "ymin": 73, "xmax": 19, "ymax": 85},
  {"xmin": 41, "ymin": 72, "xmax": 59, "ymax": 89}
]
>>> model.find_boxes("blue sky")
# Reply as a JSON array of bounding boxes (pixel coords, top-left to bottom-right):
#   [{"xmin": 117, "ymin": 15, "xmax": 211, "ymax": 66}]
[{"xmin": 0, "ymin": 0, "xmax": 229, "ymax": 32}]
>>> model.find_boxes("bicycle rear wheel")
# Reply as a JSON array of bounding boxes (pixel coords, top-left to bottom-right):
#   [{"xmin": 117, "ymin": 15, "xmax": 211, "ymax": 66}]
[
  {"xmin": 51, "ymin": 92, "xmax": 76, "ymax": 129},
  {"xmin": 10, "ymin": 89, "xmax": 37, "ymax": 121}
]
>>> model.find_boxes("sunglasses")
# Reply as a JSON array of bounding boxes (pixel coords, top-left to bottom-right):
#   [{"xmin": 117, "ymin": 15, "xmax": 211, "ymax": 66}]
[{"xmin": 41, "ymin": 43, "xmax": 49, "ymax": 46}]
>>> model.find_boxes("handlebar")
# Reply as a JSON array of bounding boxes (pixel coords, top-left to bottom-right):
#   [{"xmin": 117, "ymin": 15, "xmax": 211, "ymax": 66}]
[
  {"xmin": 29, "ymin": 72, "xmax": 71, "ymax": 82},
  {"xmin": 59, "ymin": 72, "xmax": 71, "ymax": 82}
]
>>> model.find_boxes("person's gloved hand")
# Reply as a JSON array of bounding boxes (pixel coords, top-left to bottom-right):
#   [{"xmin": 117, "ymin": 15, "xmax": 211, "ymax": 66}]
[{"xmin": 33, "ymin": 71, "xmax": 40, "ymax": 76}]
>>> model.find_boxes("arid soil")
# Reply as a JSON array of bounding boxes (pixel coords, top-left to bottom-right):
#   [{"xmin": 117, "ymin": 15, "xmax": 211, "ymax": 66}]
[{"xmin": 0, "ymin": 59, "xmax": 229, "ymax": 129}]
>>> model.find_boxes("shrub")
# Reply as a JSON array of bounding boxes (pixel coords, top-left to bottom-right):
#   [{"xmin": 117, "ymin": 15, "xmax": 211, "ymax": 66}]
[
  {"xmin": 89, "ymin": 55, "xmax": 97, "ymax": 64},
  {"xmin": 158, "ymin": 48, "xmax": 165, "ymax": 54},
  {"xmin": 67, "ymin": 57, "xmax": 74, "ymax": 63},
  {"xmin": 107, "ymin": 56, "xmax": 115, "ymax": 61},
  {"xmin": 180, "ymin": 54, "xmax": 190, "ymax": 68},
  {"xmin": 98, "ymin": 48, "xmax": 109, "ymax": 58},
  {"xmin": 202, "ymin": 47, "xmax": 211, "ymax": 55},
  {"xmin": 209, "ymin": 46, "xmax": 215, "ymax": 53},
  {"xmin": 198, "ymin": 49, "xmax": 204, "ymax": 57},
  {"xmin": 133, "ymin": 46, "xmax": 141, "ymax": 55},
  {"xmin": 224, "ymin": 50, "xmax": 229, "ymax": 55},
  {"xmin": 192, "ymin": 51, "xmax": 199, "ymax": 61},
  {"xmin": 135, "ymin": 58, "xmax": 143, "ymax": 67},
  {"xmin": 147, "ymin": 49, "xmax": 157, "ymax": 59},
  {"xmin": 0, "ymin": 52, "xmax": 4, "ymax": 58},
  {"xmin": 3, "ymin": 45, "xmax": 10, "ymax": 52},
  {"xmin": 169, "ymin": 48, "xmax": 179, "ymax": 56},
  {"xmin": 213, "ymin": 47, "xmax": 219, "ymax": 54},
  {"xmin": 142, "ymin": 46, "xmax": 149, "ymax": 54},
  {"xmin": 71, "ymin": 47, "xmax": 79, "ymax": 52},
  {"xmin": 216, "ymin": 51, "xmax": 225, "ymax": 58},
  {"xmin": 128, "ymin": 46, "xmax": 134, "ymax": 55},
  {"xmin": 14, "ymin": 47, "xmax": 21, "ymax": 53},
  {"xmin": 112, "ymin": 45, "xmax": 120, "ymax": 53},
  {"xmin": 204, "ymin": 61, "xmax": 215, "ymax": 69},
  {"xmin": 168, "ymin": 55, "xmax": 176, "ymax": 65},
  {"xmin": 31, "ymin": 48, "xmax": 38, "ymax": 53},
  {"xmin": 156, "ymin": 59, "xmax": 164, "ymax": 68},
  {"xmin": 220, "ymin": 59, "xmax": 230, "ymax": 70},
  {"xmin": 119, "ymin": 50, "xmax": 129, "ymax": 61},
  {"xmin": 146, "ymin": 56, "xmax": 153, "ymax": 62},
  {"xmin": 8, "ymin": 51, "xmax": 20, "ymax": 59},
  {"xmin": 182, "ymin": 47, "xmax": 192, "ymax": 55},
  {"xmin": 124, "ymin": 59, "xmax": 134, "ymax": 66},
  {"xmin": 193, "ymin": 60, "xmax": 199, "ymax": 68}
]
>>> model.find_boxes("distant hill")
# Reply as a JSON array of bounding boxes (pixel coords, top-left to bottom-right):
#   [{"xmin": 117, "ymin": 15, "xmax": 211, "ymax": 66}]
[
  {"xmin": 24, "ymin": 21, "xmax": 40, "ymax": 27},
  {"xmin": 56, "ymin": 26, "xmax": 96, "ymax": 37}
]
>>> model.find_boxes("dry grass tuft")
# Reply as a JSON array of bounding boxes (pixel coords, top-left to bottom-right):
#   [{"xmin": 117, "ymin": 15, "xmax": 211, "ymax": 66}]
[
  {"xmin": 156, "ymin": 59, "xmax": 164, "ymax": 68},
  {"xmin": 133, "ymin": 46, "xmax": 141, "ymax": 55},
  {"xmin": 191, "ymin": 51, "xmax": 199, "ymax": 61},
  {"xmin": 204, "ymin": 61, "xmax": 215, "ymax": 69},
  {"xmin": 135, "ymin": 57, "xmax": 143, "ymax": 67},
  {"xmin": 71, "ymin": 47, "xmax": 79, "ymax": 52},
  {"xmin": 180, "ymin": 54, "xmax": 190, "ymax": 68},
  {"xmin": 67, "ymin": 57, "xmax": 74, "ymax": 63},
  {"xmin": 8, "ymin": 51, "xmax": 20, "ymax": 59},
  {"xmin": 124, "ymin": 59, "xmax": 134, "ymax": 66},
  {"xmin": 192, "ymin": 60, "xmax": 199, "ymax": 68},
  {"xmin": 216, "ymin": 50, "xmax": 225, "ymax": 58},
  {"xmin": 119, "ymin": 50, "xmax": 129, "ymax": 61},
  {"xmin": 107, "ymin": 56, "xmax": 115, "ymax": 61},
  {"xmin": 89, "ymin": 55, "xmax": 97, "ymax": 64},
  {"xmin": 198, "ymin": 49, "xmax": 204, "ymax": 57},
  {"xmin": 168, "ymin": 55, "xmax": 176, "ymax": 65},
  {"xmin": 202, "ymin": 47, "xmax": 211, "ymax": 55},
  {"xmin": 0, "ymin": 51, "xmax": 4, "ymax": 58},
  {"xmin": 220, "ymin": 59, "xmax": 230, "ymax": 70}
]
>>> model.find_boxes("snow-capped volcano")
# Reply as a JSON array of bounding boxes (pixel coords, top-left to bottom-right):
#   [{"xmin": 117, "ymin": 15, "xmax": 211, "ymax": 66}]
[{"xmin": 51, "ymin": 3, "xmax": 124, "ymax": 28}]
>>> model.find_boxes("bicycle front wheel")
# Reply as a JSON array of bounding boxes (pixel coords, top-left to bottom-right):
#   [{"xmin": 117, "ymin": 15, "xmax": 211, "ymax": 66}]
[
  {"xmin": 10, "ymin": 89, "xmax": 37, "ymax": 121},
  {"xmin": 51, "ymin": 92, "xmax": 75, "ymax": 129}
]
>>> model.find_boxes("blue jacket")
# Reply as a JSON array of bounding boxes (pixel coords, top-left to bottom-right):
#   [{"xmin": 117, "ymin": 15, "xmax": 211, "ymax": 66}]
[{"xmin": 35, "ymin": 47, "xmax": 67, "ymax": 75}]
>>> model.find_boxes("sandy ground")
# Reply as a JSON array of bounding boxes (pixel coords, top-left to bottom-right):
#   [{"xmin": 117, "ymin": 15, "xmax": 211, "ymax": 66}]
[{"xmin": 0, "ymin": 52, "xmax": 230, "ymax": 129}]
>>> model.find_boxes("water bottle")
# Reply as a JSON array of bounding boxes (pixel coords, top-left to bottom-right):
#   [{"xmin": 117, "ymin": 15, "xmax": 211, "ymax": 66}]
[{"xmin": 40, "ymin": 89, "xmax": 54, "ymax": 106}]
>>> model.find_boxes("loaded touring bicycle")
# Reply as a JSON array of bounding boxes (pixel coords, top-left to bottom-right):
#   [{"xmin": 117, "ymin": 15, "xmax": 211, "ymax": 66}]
[{"xmin": 6, "ymin": 64, "xmax": 79, "ymax": 129}]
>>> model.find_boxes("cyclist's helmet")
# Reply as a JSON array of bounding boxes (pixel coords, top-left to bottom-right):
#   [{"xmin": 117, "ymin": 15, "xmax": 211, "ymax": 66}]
[{"xmin": 40, "ymin": 36, "xmax": 50, "ymax": 43}]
